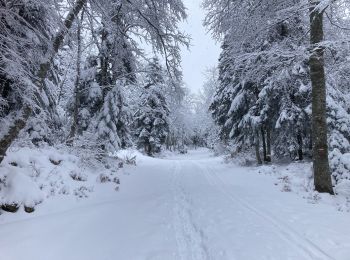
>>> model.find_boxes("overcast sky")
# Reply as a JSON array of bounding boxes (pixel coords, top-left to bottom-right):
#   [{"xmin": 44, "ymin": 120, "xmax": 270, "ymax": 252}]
[{"xmin": 180, "ymin": 0, "xmax": 221, "ymax": 93}]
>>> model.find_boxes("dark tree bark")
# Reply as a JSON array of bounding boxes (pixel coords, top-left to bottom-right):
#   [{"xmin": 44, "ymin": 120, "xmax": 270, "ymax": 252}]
[
  {"xmin": 309, "ymin": 1, "xmax": 334, "ymax": 194},
  {"xmin": 68, "ymin": 11, "xmax": 84, "ymax": 143},
  {"xmin": 255, "ymin": 130, "xmax": 262, "ymax": 165},
  {"xmin": 100, "ymin": 26, "xmax": 110, "ymax": 94},
  {"xmin": 297, "ymin": 132, "xmax": 303, "ymax": 161},
  {"xmin": 0, "ymin": 0, "xmax": 88, "ymax": 164},
  {"xmin": 0, "ymin": 106, "xmax": 31, "ymax": 163},
  {"xmin": 266, "ymin": 127, "xmax": 272, "ymax": 162},
  {"xmin": 261, "ymin": 127, "xmax": 267, "ymax": 162},
  {"xmin": 145, "ymin": 142, "xmax": 152, "ymax": 156}
]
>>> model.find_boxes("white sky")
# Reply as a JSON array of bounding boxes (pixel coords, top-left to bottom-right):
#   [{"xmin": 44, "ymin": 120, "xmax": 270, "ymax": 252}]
[{"xmin": 180, "ymin": 0, "xmax": 221, "ymax": 93}]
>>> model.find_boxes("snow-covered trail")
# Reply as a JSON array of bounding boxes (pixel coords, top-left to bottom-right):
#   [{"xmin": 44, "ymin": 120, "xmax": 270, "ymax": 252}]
[{"xmin": 0, "ymin": 149, "xmax": 349, "ymax": 260}]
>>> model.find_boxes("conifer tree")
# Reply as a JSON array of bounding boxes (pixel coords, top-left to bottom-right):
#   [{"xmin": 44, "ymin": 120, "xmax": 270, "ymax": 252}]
[
  {"xmin": 96, "ymin": 80, "xmax": 131, "ymax": 152},
  {"xmin": 134, "ymin": 58, "xmax": 170, "ymax": 155}
]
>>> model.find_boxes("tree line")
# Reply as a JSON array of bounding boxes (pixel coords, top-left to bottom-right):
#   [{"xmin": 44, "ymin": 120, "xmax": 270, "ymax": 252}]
[
  {"xmin": 204, "ymin": 0, "xmax": 350, "ymax": 194},
  {"xmin": 0, "ymin": 0, "xmax": 200, "ymax": 161}
]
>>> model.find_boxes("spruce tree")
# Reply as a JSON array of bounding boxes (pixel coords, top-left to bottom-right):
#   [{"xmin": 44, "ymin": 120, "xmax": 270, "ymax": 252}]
[
  {"xmin": 96, "ymin": 80, "xmax": 131, "ymax": 152},
  {"xmin": 134, "ymin": 58, "xmax": 170, "ymax": 155}
]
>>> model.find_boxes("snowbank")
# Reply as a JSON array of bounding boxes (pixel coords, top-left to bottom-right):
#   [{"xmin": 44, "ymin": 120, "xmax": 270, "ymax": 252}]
[
  {"xmin": 0, "ymin": 146, "xmax": 137, "ymax": 213},
  {"xmin": 0, "ymin": 167, "xmax": 43, "ymax": 211},
  {"xmin": 253, "ymin": 161, "xmax": 350, "ymax": 212}
]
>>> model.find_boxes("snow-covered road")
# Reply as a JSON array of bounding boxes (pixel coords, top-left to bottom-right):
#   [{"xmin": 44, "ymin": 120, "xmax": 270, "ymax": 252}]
[{"xmin": 0, "ymin": 149, "xmax": 349, "ymax": 260}]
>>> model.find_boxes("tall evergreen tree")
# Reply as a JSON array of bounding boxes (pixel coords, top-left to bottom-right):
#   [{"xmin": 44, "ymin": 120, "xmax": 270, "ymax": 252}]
[
  {"xmin": 134, "ymin": 58, "xmax": 170, "ymax": 155},
  {"xmin": 96, "ymin": 80, "xmax": 131, "ymax": 152},
  {"xmin": 205, "ymin": 0, "xmax": 350, "ymax": 193}
]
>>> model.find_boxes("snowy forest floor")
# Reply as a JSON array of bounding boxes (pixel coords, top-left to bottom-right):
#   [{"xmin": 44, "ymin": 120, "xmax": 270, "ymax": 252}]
[{"xmin": 0, "ymin": 148, "xmax": 350, "ymax": 260}]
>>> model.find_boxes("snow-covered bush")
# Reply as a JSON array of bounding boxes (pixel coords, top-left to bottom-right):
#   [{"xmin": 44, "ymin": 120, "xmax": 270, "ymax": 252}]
[
  {"xmin": 0, "ymin": 145, "xmax": 133, "ymax": 213},
  {"xmin": 0, "ymin": 167, "xmax": 44, "ymax": 212}
]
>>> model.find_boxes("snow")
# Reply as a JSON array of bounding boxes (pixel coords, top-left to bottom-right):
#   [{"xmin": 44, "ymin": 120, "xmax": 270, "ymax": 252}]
[
  {"xmin": 0, "ymin": 146, "xmax": 122, "ymax": 211},
  {"xmin": 0, "ymin": 167, "xmax": 44, "ymax": 208},
  {"xmin": 113, "ymin": 149, "xmax": 144, "ymax": 161},
  {"xmin": 336, "ymin": 180, "xmax": 350, "ymax": 197},
  {"xmin": 1, "ymin": 148, "xmax": 350, "ymax": 260}
]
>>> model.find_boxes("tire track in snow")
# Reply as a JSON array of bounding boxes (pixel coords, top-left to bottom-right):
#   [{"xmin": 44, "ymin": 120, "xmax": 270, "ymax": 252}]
[
  {"xmin": 171, "ymin": 161, "xmax": 210, "ymax": 260},
  {"xmin": 195, "ymin": 161, "xmax": 335, "ymax": 260}
]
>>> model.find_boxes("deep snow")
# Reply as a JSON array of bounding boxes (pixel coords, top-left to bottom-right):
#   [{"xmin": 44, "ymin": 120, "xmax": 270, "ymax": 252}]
[{"xmin": 0, "ymin": 148, "xmax": 350, "ymax": 260}]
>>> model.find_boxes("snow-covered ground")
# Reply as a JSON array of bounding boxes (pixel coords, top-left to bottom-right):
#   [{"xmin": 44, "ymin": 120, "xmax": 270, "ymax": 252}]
[{"xmin": 0, "ymin": 148, "xmax": 350, "ymax": 260}]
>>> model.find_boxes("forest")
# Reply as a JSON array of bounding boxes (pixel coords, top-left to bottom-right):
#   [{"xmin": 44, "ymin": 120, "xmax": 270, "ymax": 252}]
[{"xmin": 0, "ymin": 0, "xmax": 350, "ymax": 259}]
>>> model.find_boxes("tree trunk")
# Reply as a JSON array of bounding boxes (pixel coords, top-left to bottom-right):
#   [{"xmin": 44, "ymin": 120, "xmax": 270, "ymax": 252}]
[
  {"xmin": 266, "ymin": 127, "xmax": 272, "ymax": 162},
  {"xmin": 100, "ymin": 25, "xmax": 110, "ymax": 94},
  {"xmin": 145, "ymin": 142, "xmax": 152, "ymax": 156},
  {"xmin": 261, "ymin": 127, "xmax": 267, "ymax": 162},
  {"xmin": 0, "ymin": 0, "xmax": 87, "ymax": 164},
  {"xmin": 255, "ymin": 131, "xmax": 262, "ymax": 165},
  {"xmin": 68, "ymin": 11, "xmax": 84, "ymax": 143},
  {"xmin": 144, "ymin": 143, "xmax": 148, "ymax": 154},
  {"xmin": 297, "ymin": 132, "xmax": 303, "ymax": 161},
  {"xmin": 0, "ymin": 107, "xmax": 32, "ymax": 163},
  {"xmin": 309, "ymin": 1, "xmax": 334, "ymax": 194}
]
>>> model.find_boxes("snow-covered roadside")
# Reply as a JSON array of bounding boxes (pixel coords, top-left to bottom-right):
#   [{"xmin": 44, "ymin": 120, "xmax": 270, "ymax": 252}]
[
  {"xmin": 247, "ymin": 161, "xmax": 350, "ymax": 213},
  {"xmin": 0, "ymin": 146, "xmax": 140, "ymax": 218},
  {"xmin": 0, "ymin": 148, "xmax": 349, "ymax": 260},
  {"xmin": 222, "ymin": 150, "xmax": 350, "ymax": 213}
]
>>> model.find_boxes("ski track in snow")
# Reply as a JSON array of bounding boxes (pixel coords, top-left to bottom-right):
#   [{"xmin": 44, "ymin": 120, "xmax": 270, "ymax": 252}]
[
  {"xmin": 0, "ymin": 149, "xmax": 349, "ymax": 260},
  {"xmin": 172, "ymin": 161, "xmax": 210, "ymax": 260},
  {"xmin": 195, "ymin": 161, "xmax": 335, "ymax": 260}
]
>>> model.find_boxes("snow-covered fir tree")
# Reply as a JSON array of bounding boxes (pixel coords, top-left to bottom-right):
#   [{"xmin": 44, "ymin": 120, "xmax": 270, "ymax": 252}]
[
  {"xmin": 205, "ymin": 0, "xmax": 350, "ymax": 191},
  {"xmin": 2, "ymin": 1, "xmax": 350, "ymax": 255},
  {"xmin": 82, "ymin": 15, "xmax": 135, "ymax": 152},
  {"xmin": 96, "ymin": 80, "xmax": 131, "ymax": 152},
  {"xmin": 134, "ymin": 58, "xmax": 170, "ymax": 155}
]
